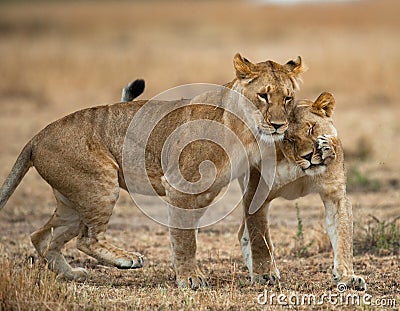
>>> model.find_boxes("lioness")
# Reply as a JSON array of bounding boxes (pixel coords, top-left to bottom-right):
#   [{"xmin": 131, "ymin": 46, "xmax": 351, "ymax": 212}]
[
  {"xmin": 238, "ymin": 92, "xmax": 367, "ymax": 290},
  {"xmin": 0, "ymin": 54, "xmax": 306, "ymax": 289}
]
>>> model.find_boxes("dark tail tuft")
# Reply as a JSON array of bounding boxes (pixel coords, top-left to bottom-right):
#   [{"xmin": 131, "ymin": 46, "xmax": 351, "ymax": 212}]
[{"xmin": 121, "ymin": 79, "xmax": 145, "ymax": 102}]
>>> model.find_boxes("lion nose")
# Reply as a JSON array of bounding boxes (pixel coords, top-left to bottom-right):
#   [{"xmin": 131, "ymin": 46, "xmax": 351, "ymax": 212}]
[
  {"xmin": 270, "ymin": 122, "xmax": 286, "ymax": 131},
  {"xmin": 301, "ymin": 152, "xmax": 313, "ymax": 162}
]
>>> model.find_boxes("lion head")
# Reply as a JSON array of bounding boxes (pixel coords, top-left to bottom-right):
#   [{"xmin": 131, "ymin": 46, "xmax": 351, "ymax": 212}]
[
  {"xmin": 281, "ymin": 92, "xmax": 339, "ymax": 176},
  {"xmin": 231, "ymin": 53, "xmax": 307, "ymax": 143}
]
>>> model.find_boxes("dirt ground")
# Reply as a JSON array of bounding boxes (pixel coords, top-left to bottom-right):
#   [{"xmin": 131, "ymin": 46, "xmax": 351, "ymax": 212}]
[{"xmin": 0, "ymin": 0, "xmax": 399, "ymax": 310}]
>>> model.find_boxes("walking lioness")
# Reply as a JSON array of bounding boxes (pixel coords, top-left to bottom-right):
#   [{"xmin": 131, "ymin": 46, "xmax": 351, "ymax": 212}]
[{"xmin": 0, "ymin": 54, "xmax": 306, "ymax": 289}]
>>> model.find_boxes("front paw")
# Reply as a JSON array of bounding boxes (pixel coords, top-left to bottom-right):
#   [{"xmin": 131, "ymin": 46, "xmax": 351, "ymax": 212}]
[
  {"xmin": 316, "ymin": 135, "xmax": 336, "ymax": 164},
  {"xmin": 252, "ymin": 272, "xmax": 280, "ymax": 285},
  {"xmin": 337, "ymin": 275, "xmax": 367, "ymax": 291},
  {"xmin": 176, "ymin": 267, "xmax": 209, "ymax": 290},
  {"xmin": 176, "ymin": 275, "xmax": 209, "ymax": 290},
  {"xmin": 56, "ymin": 267, "xmax": 88, "ymax": 282}
]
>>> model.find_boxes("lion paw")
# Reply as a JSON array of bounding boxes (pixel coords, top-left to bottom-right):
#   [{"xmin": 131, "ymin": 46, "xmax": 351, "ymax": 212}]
[
  {"xmin": 341, "ymin": 275, "xmax": 367, "ymax": 291},
  {"xmin": 176, "ymin": 275, "xmax": 209, "ymax": 290},
  {"xmin": 252, "ymin": 272, "xmax": 279, "ymax": 285},
  {"xmin": 77, "ymin": 239, "xmax": 144, "ymax": 269},
  {"xmin": 316, "ymin": 135, "xmax": 336, "ymax": 164},
  {"xmin": 115, "ymin": 252, "xmax": 145, "ymax": 269},
  {"xmin": 56, "ymin": 267, "xmax": 88, "ymax": 282}
]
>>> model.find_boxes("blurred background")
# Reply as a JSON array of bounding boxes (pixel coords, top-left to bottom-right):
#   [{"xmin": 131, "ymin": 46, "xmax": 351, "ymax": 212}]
[{"xmin": 0, "ymin": 0, "xmax": 398, "ymax": 252}]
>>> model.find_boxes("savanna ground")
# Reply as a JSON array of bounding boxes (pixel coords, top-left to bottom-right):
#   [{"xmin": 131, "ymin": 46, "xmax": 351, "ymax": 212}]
[{"xmin": 0, "ymin": 0, "xmax": 399, "ymax": 310}]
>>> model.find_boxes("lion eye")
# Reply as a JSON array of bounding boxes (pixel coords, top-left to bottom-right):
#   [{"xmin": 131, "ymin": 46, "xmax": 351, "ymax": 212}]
[
  {"xmin": 257, "ymin": 93, "xmax": 269, "ymax": 104},
  {"xmin": 285, "ymin": 96, "xmax": 293, "ymax": 104},
  {"xmin": 308, "ymin": 124, "xmax": 316, "ymax": 136}
]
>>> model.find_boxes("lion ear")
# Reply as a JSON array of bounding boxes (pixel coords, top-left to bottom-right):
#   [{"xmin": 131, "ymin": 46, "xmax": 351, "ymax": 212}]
[
  {"xmin": 233, "ymin": 53, "xmax": 258, "ymax": 83},
  {"xmin": 312, "ymin": 92, "xmax": 335, "ymax": 117},
  {"xmin": 284, "ymin": 56, "xmax": 308, "ymax": 90}
]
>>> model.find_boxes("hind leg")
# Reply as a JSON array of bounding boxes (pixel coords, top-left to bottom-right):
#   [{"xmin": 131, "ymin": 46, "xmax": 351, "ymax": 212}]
[
  {"xmin": 32, "ymin": 137, "xmax": 143, "ymax": 272},
  {"xmin": 75, "ymin": 184, "xmax": 144, "ymax": 269},
  {"xmin": 31, "ymin": 190, "xmax": 87, "ymax": 281}
]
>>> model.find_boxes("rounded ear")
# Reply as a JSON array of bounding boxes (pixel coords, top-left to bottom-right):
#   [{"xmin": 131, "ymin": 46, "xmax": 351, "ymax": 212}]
[
  {"xmin": 312, "ymin": 92, "xmax": 335, "ymax": 117},
  {"xmin": 233, "ymin": 53, "xmax": 257, "ymax": 83},
  {"xmin": 285, "ymin": 56, "xmax": 307, "ymax": 74},
  {"xmin": 284, "ymin": 56, "xmax": 308, "ymax": 90}
]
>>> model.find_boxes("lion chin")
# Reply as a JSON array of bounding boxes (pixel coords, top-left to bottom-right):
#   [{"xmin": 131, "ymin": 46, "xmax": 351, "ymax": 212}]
[
  {"xmin": 258, "ymin": 129, "xmax": 284, "ymax": 144},
  {"xmin": 303, "ymin": 165, "xmax": 327, "ymax": 176}
]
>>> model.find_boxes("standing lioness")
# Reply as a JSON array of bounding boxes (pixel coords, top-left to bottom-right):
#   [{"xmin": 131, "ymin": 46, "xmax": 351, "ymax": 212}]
[
  {"xmin": 239, "ymin": 93, "xmax": 366, "ymax": 290},
  {"xmin": 0, "ymin": 54, "xmax": 306, "ymax": 289}
]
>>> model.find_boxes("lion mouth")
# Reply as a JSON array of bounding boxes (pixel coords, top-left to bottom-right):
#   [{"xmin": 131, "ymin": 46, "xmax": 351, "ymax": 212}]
[{"xmin": 257, "ymin": 127, "xmax": 284, "ymax": 144}]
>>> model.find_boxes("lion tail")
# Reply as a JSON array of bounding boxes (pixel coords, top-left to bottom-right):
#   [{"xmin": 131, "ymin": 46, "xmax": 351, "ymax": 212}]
[
  {"xmin": 121, "ymin": 79, "xmax": 145, "ymax": 102},
  {"xmin": 0, "ymin": 141, "xmax": 33, "ymax": 210}
]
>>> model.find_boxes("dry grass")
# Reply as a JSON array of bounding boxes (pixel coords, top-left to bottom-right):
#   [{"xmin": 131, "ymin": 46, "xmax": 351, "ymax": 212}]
[
  {"xmin": 1, "ymin": 220, "xmax": 399, "ymax": 310},
  {"xmin": 0, "ymin": 0, "xmax": 399, "ymax": 309}
]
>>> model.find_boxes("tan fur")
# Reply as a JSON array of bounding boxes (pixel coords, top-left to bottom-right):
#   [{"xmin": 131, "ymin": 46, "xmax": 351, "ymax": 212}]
[
  {"xmin": 0, "ymin": 54, "xmax": 305, "ymax": 288},
  {"xmin": 238, "ymin": 92, "xmax": 366, "ymax": 291},
  {"xmin": 228, "ymin": 53, "xmax": 306, "ymax": 143}
]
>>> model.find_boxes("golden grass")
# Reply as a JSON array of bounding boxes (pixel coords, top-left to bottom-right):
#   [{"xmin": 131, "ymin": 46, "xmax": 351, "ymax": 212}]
[{"xmin": 1, "ymin": 220, "xmax": 399, "ymax": 310}]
